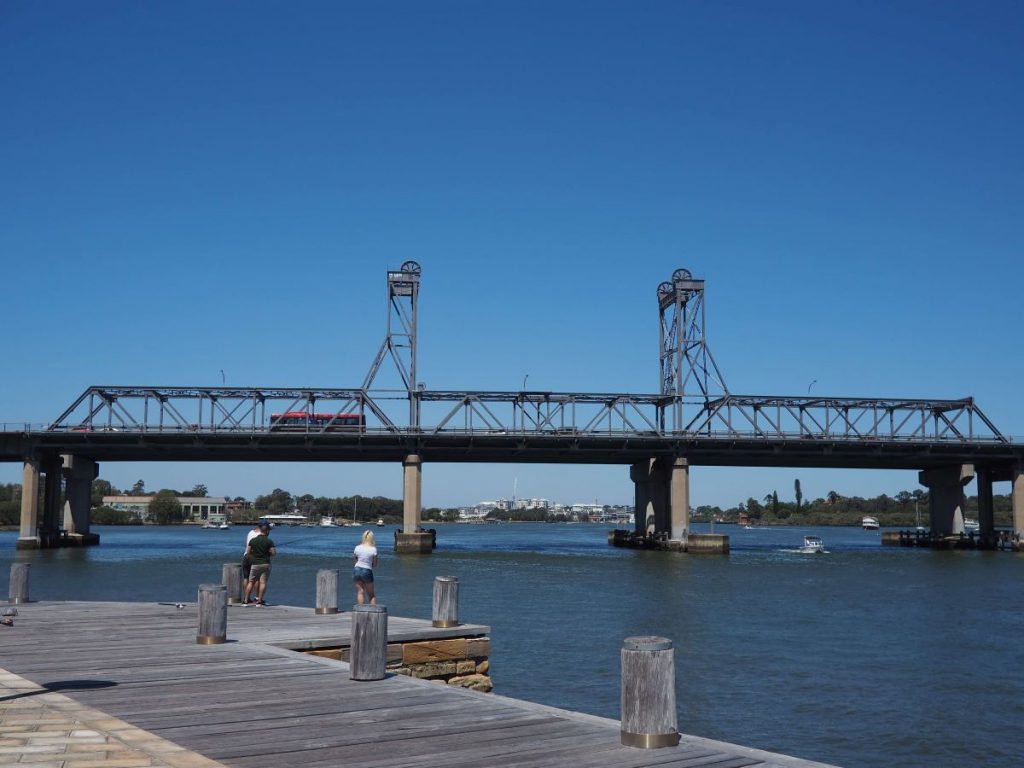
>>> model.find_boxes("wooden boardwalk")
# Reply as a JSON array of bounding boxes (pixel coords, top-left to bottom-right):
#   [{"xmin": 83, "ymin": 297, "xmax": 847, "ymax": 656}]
[{"xmin": 1, "ymin": 602, "xmax": 837, "ymax": 767}]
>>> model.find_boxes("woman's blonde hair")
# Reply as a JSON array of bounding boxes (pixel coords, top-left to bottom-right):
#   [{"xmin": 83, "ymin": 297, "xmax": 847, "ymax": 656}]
[{"xmin": 362, "ymin": 530, "xmax": 376, "ymax": 546}]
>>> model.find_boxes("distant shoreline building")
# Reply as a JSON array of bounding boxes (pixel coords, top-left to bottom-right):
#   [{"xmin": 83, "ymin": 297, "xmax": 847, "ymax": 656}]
[{"xmin": 102, "ymin": 495, "xmax": 229, "ymax": 524}]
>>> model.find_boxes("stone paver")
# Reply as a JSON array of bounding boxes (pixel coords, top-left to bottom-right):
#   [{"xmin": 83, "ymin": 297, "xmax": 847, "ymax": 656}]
[{"xmin": 0, "ymin": 670, "xmax": 225, "ymax": 768}]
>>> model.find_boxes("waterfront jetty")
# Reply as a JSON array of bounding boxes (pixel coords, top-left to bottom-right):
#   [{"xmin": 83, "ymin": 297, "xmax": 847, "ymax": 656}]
[{"xmin": 0, "ymin": 600, "xmax": 838, "ymax": 767}]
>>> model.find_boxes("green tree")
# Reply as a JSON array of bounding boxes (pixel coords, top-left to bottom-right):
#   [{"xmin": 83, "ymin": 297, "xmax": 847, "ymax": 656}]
[
  {"xmin": 148, "ymin": 490, "xmax": 183, "ymax": 525},
  {"xmin": 130, "ymin": 479, "xmax": 146, "ymax": 496},
  {"xmin": 91, "ymin": 479, "xmax": 118, "ymax": 507},
  {"xmin": 188, "ymin": 483, "xmax": 208, "ymax": 497},
  {"xmin": 794, "ymin": 478, "xmax": 802, "ymax": 511},
  {"xmin": 772, "ymin": 491, "xmax": 779, "ymax": 518},
  {"xmin": 93, "ymin": 505, "xmax": 139, "ymax": 525}
]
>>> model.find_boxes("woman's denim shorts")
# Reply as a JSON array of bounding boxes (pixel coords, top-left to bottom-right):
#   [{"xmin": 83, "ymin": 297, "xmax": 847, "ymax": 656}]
[{"xmin": 353, "ymin": 566, "xmax": 374, "ymax": 583}]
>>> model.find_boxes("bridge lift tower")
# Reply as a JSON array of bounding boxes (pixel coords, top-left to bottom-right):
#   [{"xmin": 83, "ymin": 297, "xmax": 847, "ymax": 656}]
[
  {"xmin": 361, "ymin": 260, "xmax": 432, "ymax": 552},
  {"xmin": 633, "ymin": 268, "xmax": 729, "ymax": 545}
]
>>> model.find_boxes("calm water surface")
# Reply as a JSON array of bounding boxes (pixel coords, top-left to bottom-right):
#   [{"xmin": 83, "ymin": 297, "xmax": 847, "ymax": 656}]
[{"xmin": 2, "ymin": 523, "xmax": 1022, "ymax": 768}]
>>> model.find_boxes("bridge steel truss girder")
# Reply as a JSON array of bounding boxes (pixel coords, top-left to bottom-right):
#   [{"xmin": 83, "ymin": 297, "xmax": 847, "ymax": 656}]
[{"xmin": 40, "ymin": 386, "xmax": 1010, "ymax": 448}]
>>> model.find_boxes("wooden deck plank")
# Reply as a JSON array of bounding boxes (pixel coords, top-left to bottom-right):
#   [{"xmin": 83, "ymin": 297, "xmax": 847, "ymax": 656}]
[{"xmin": 0, "ymin": 602, "xmax": 837, "ymax": 768}]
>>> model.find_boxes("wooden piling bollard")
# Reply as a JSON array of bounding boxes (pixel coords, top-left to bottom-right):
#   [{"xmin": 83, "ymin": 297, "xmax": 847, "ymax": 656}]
[
  {"xmin": 222, "ymin": 563, "xmax": 243, "ymax": 605},
  {"xmin": 316, "ymin": 569, "xmax": 339, "ymax": 614},
  {"xmin": 432, "ymin": 576, "xmax": 459, "ymax": 627},
  {"xmin": 620, "ymin": 636, "xmax": 680, "ymax": 748},
  {"xmin": 350, "ymin": 604, "xmax": 387, "ymax": 681},
  {"xmin": 196, "ymin": 584, "xmax": 228, "ymax": 645},
  {"xmin": 8, "ymin": 563, "xmax": 30, "ymax": 604}
]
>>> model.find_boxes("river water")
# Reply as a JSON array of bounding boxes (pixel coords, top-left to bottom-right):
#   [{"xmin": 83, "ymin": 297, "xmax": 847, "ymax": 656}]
[{"xmin": 1, "ymin": 523, "xmax": 1021, "ymax": 768}]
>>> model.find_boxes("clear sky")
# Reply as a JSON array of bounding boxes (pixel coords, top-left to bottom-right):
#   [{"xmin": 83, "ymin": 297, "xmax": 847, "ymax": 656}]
[{"xmin": 2, "ymin": 1, "xmax": 1021, "ymax": 508}]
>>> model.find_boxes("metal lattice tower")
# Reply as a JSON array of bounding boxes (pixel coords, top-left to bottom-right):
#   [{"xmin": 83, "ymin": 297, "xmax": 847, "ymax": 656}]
[
  {"xmin": 658, "ymin": 268, "xmax": 729, "ymax": 400},
  {"xmin": 362, "ymin": 260, "xmax": 421, "ymax": 425}
]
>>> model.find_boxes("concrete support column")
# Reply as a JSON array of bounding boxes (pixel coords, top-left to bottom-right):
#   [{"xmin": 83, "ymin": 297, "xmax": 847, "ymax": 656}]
[
  {"xmin": 395, "ymin": 454, "xmax": 432, "ymax": 554},
  {"xmin": 402, "ymin": 454, "xmax": 422, "ymax": 533},
  {"xmin": 649, "ymin": 458, "xmax": 671, "ymax": 535},
  {"xmin": 1012, "ymin": 466, "xmax": 1024, "ymax": 544},
  {"xmin": 918, "ymin": 464, "xmax": 974, "ymax": 536},
  {"xmin": 976, "ymin": 467, "xmax": 995, "ymax": 543},
  {"xmin": 630, "ymin": 461, "xmax": 654, "ymax": 536},
  {"xmin": 670, "ymin": 458, "xmax": 689, "ymax": 541},
  {"xmin": 41, "ymin": 456, "xmax": 63, "ymax": 546},
  {"xmin": 62, "ymin": 455, "xmax": 99, "ymax": 546},
  {"xmin": 16, "ymin": 458, "xmax": 41, "ymax": 550}
]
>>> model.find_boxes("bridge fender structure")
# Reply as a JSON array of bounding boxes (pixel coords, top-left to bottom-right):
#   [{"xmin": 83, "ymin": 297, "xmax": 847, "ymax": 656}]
[
  {"xmin": 16, "ymin": 457, "xmax": 41, "ymax": 550},
  {"xmin": 1013, "ymin": 466, "xmax": 1024, "ymax": 549},
  {"xmin": 918, "ymin": 464, "xmax": 974, "ymax": 537},
  {"xmin": 61, "ymin": 455, "xmax": 100, "ymax": 546}
]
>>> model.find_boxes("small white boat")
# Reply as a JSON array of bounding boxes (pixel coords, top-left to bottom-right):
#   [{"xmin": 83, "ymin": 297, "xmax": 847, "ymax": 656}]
[
  {"xmin": 799, "ymin": 535, "xmax": 826, "ymax": 554},
  {"xmin": 320, "ymin": 516, "xmax": 337, "ymax": 528},
  {"xmin": 964, "ymin": 518, "xmax": 980, "ymax": 532},
  {"xmin": 218, "ymin": 522, "xmax": 230, "ymax": 530},
  {"xmin": 201, "ymin": 522, "xmax": 217, "ymax": 530},
  {"xmin": 861, "ymin": 516, "xmax": 880, "ymax": 530},
  {"xmin": 376, "ymin": 518, "xmax": 385, "ymax": 527}
]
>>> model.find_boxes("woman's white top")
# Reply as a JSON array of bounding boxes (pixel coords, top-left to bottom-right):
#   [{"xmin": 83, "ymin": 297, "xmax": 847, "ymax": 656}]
[{"xmin": 353, "ymin": 544, "xmax": 377, "ymax": 570}]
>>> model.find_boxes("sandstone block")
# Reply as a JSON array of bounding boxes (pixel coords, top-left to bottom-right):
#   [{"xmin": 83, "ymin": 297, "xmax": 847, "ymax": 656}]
[
  {"xmin": 448, "ymin": 674, "xmax": 493, "ymax": 692},
  {"xmin": 476, "ymin": 659, "xmax": 489, "ymax": 674},
  {"xmin": 466, "ymin": 638, "xmax": 491, "ymax": 658},
  {"xmin": 456, "ymin": 660, "xmax": 476, "ymax": 674},
  {"xmin": 402, "ymin": 639, "xmax": 467, "ymax": 665},
  {"xmin": 410, "ymin": 661, "xmax": 458, "ymax": 679}
]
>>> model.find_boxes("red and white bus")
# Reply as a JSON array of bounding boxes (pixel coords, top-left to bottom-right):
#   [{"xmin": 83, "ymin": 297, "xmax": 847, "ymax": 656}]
[{"xmin": 269, "ymin": 412, "xmax": 365, "ymax": 431}]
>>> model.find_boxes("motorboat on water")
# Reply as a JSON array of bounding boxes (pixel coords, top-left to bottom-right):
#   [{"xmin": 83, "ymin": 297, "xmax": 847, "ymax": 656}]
[
  {"xmin": 964, "ymin": 518, "xmax": 980, "ymax": 532},
  {"xmin": 376, "ymin": 518, "xmax": 385, "ymax": 527},
  {"xmin": 320, "ymin": 516, "xmax": 338, "ymax": 528},
  {"xmin": 201, "ymin": 522, "xmax": 217, "ymax": 530},
  {"xmin": 218, "ymin": 522, "xmax": 230, "ymax": 530},
  {"xmin": 861, "ymin": 516, "xmax": 880, "ymax": 530},
  {"xmin": 799, "ymin": 535, "xmax": 826, "ymax": 553}
]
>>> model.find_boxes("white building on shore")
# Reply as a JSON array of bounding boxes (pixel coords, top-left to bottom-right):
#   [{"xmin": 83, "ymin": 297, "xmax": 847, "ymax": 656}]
[{"xmin": 102, "ymin": 495, "xmax": 229, "ymax": 524}]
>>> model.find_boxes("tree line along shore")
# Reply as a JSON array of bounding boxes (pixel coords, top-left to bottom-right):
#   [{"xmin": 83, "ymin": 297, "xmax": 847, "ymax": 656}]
[{"xmin": 0, "ymin": 479, "xmax": 1014, "ymax": 528}]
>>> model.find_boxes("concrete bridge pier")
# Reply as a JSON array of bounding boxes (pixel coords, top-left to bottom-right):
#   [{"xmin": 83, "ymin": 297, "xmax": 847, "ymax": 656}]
[
  {"xmin": 16, "ymin": 458, "xmax": 41, "ymax": 550},
  {"xmin": 918, "ymin": 464, "xmax": 974, "ymax": 536},
  {"xmin": 630, "ymin": 460, "xmax": 655, "ymax": 537},
  {"xmin": 395, "ymin": 454, "xmax": 432, "ymax": 554},
  {"xmin": 61, "ymin": 455, "xmax": 100, "ymax": 547},
  {"xmin": 975, "ymin": 467, "xmax": 996, "ymax": 546},
  {"xmin": 649, "ymin": 458, "xmax": 672, "ymax": 535},
  {"xmin": 624, "ymin": 456, "xmax": 723, "ymax": 552},
  {"xmin": 669, "ymin": 457, "xmax": 689, "ymax": 541},
  {"xmin": 1013, "ymin": 466, "xmax": 1024, "ymax": 551},
  {"xmin": 40, "ymin": 456, "xmax": 64, "ymax": 546}
]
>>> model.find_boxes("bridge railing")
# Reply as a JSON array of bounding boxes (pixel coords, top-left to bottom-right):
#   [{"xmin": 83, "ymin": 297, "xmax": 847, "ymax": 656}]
[{"xmin": 39, "ymin": 386, "xmax": 1011, "ymax": 444}]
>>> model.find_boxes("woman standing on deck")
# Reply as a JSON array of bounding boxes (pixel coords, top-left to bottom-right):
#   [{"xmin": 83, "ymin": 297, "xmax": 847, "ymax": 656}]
[{"xmin": 352, "ymin": 530, "xmax": 379, "ymax": 605}]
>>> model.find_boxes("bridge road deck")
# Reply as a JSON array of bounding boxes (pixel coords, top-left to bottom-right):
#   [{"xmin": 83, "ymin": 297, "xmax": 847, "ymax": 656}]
[{"xmin": 0, "ymin": 602, "xmax": 836, "ymax": 768}]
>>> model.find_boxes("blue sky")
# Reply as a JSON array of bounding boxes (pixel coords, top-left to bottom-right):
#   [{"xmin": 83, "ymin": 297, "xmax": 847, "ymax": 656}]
[{"xmin": 2, "ymin": 1, "xmax": 1021, "ymax": 507}]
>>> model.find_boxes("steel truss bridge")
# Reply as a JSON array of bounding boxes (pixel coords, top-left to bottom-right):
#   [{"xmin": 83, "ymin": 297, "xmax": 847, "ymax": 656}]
[
  {"xmin": 1, "ymin": 262, "xmax": 1021, "ymax": 476},
  {"xmin": 0, "ymin": 387, "xmax": 1018, "ymax": 473}
]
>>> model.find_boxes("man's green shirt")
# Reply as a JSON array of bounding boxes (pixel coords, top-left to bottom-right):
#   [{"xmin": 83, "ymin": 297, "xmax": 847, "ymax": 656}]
[{"xmin": 249, "ymin": 534, "xmax": 275, "ymax": 564}]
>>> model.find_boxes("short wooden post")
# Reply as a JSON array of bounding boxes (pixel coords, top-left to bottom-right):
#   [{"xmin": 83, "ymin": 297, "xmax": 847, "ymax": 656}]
[
  {"xmin": 316, "ymin": 569, "xmax": 339, "ymax": 614},
  {"xmin": 620, "ymin": 636, "xmax": 679, "ymax": 748},
  {"xmin": 432, "ymin": 576, "xmax": 459, "ymax": 627},
  {"xmin": 197, "ymin": 583, "xmax": 228, "ymax": 645},
  {"xmin": 222, "ymin": 563, "xmax": 243, "ymax": 605},
  {"xmin": 8, "ymin": 563, "xmax": 30, "ymax": 604},
  {"xmin": 350, "ymin": 604, "xmax": 387, "ymax": 681}
]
